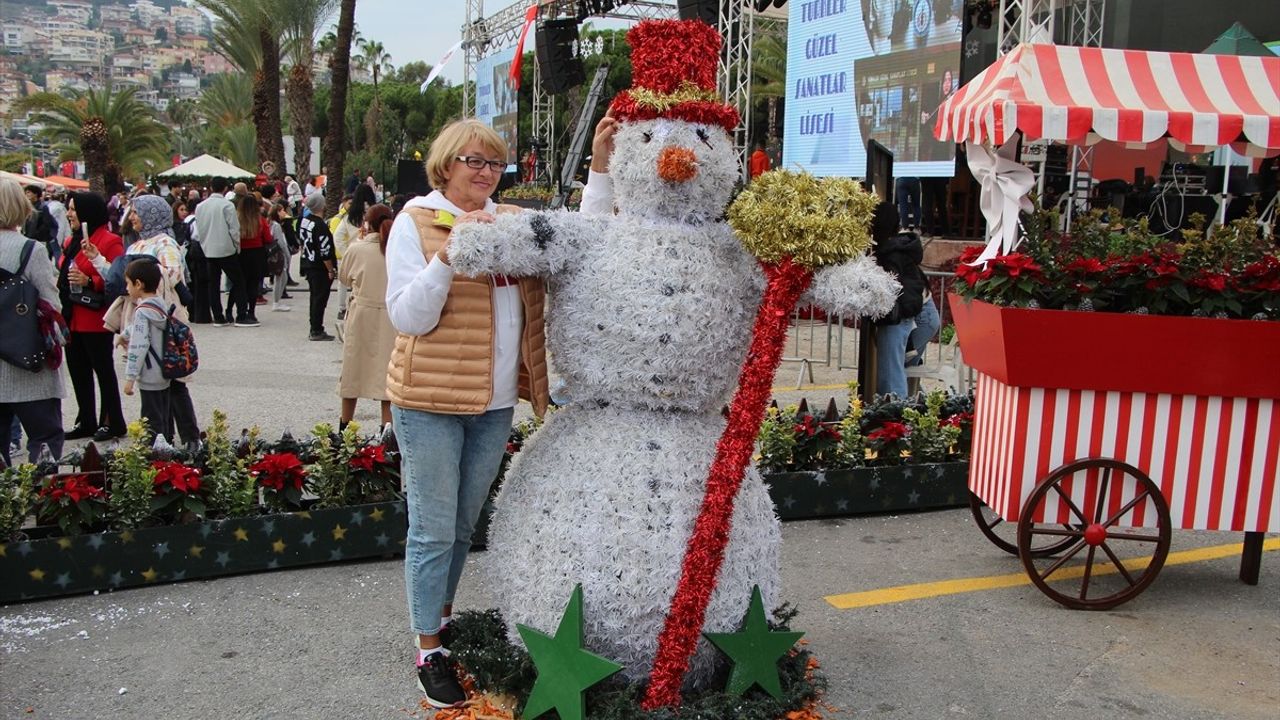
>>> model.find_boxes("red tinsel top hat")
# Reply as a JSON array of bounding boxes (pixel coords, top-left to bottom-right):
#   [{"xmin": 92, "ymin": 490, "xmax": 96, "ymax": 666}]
[{"xmin": 609, "ymin": 19, "xmax": 740, "ymax": 133}]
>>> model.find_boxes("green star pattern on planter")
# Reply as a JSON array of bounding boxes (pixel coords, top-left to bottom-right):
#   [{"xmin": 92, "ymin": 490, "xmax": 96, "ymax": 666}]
[
  {"xmin": 517, "ymin": 584, "xmax": 623, "ymax": 720},
  {"xmin": 704, "ymin": 585, "xmax": 805, "ymax": 699}
]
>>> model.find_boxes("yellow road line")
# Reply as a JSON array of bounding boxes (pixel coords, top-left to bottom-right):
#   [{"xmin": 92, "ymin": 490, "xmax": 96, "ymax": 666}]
[{"xmin": 825, "ymin": 538, "xmax": 1280, "ymax": 610}]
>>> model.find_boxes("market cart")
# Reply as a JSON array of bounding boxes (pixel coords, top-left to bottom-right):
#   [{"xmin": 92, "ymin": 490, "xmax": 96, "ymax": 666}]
[
  {"xmin": 950, "ymin": 295, "xmax": 1280, "ymax": 609},
  {"xmin": 934, "ymin": 44, "xmax": 1280, "ymax": 609}
]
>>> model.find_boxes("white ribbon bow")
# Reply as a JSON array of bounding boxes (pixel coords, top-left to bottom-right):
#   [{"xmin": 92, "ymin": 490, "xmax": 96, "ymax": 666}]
[{"xmin": 966, "ymin": 138, "xmax": 1035, "ymax": 265}]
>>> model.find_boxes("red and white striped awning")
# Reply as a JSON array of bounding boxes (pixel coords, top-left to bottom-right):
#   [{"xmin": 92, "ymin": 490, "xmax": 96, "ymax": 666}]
[{"xmin": 935, "ymin": 43, "xmax": 1280, "ymax": 156}]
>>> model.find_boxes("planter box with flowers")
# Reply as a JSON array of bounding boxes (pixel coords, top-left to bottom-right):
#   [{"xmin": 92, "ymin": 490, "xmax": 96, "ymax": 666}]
[
  {"xmin": 756, "ymin": 387, "xmax": 975, "ymax": 519},
  {"xmin": 1, "ymin": 389, "xmax": 976, "ymax": 604},
  {"xmin": 949, "ymin": 210, "xmax": 1280, "ymax": 393},
  {"xmin": 0, "ymin": 411, "xmax": 405, "ymax": 604},
  {"xmin": 949, "ymin": 210, "xmax": 1280, "ymax": 397}
]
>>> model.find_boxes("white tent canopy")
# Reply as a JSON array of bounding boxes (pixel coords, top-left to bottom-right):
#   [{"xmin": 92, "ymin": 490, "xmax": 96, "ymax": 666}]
[{"xmin": 158, "ymin": 154, "xmax": 254, "ymax": 180}]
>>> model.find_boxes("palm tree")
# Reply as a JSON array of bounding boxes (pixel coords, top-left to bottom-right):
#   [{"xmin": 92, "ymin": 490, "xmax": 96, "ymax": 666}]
[
  {"xmin": 16, "ymin": 87, "xmax": 170, "ymax": 195},
  {"xmin": 356, "ymin": 38, "xmax": 392, "ymax": 179},
  {"xmin": 196, "ymin": 0, "xmax": 287, "ymax": 178},
  {"xmin": 323, "ymin": 0, "xmax": 357, "ymax": 217},
  {"xmin": 751, "ymin": 26, "xmax": 787, "ymax": 144},
  {"xmin": 280, "ymin": 0, "xmax": 339, "ymax": 184},
  {"xmin": 213, "ymin": 123, "xmax": 258, "ymax": 170},
  {"xmin": 198, "ymin": 73, "xmax": 254, "ymax": 129},
  {"xmin": 167, "ymin": 99, "xmax": 207, "ymax": 159}
]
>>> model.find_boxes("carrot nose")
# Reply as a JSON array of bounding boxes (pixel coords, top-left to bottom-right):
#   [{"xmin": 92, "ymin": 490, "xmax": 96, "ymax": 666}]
[{"xmin": 657, "ymin": 146, "xmax": 698, "ymax": 183}]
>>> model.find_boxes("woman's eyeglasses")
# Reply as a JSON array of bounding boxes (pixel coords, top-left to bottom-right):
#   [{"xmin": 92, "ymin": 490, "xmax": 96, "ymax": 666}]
[{"xmin": 455, "ymin": 156, "xmax": 507, "ymax": 173}]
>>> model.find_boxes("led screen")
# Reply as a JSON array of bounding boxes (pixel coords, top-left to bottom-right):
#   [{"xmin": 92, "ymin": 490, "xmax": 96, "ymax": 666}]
[{"xmin": 783, "ymin": 0, "xmax": 964, "ymax": 177}]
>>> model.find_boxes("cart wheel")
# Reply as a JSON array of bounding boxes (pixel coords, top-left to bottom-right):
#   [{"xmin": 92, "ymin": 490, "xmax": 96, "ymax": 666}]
[
  {"xmin": 1017, "ymin": 459, "xmax": 1171, "ymax": 610},
  {"xmin": 968, "ymin": 492, "xmax": 1078, "ymax": 557}
]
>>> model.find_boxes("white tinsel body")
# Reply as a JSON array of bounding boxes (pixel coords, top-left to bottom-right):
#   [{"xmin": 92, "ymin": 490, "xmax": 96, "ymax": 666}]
[{"xmin": 483, "ymin": 403, "xmax": 781, "ymax": 684}]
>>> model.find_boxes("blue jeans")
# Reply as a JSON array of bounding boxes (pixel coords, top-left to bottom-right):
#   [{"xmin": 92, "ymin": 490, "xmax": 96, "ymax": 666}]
[
  {"xmin": 875, "ymin": 319, "xmax": 913, "ymax": 398},
  {"xmin": 907, "ymin": 298, "xmax": 941, "ymax": 366},
  {"xmin": 393, "ymin": 404, "xmax": 514, "ymax": 635},
  {"xmin": 895, "ymin": 176, "xmax": 921, "ymax": 229}
]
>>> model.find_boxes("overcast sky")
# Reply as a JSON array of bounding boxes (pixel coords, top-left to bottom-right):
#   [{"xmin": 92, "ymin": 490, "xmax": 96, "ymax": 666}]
[{"xmin": 352, "ymin": 0, "xmax": 469, "ymax": 84}]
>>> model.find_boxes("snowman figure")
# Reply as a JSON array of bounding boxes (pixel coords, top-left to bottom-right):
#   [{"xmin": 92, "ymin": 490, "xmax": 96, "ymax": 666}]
[{"xmin": 449, "ymin": 19, "xmax": 898, "ymax": 686}]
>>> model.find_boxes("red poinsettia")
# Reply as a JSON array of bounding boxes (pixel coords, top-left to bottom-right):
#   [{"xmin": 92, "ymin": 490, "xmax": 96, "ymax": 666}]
[
  {"xmin": 251, "ymin": 452, "xmax": 307, "ymax": 492},
  {"xmin": 35, "ymin": 474, "xmax": 108, "ymax": 535},
  {"xmin": 152, "ymin": 460, "xmax": 202, "ymax": 495},
  {"xmin": 39, "ymin": 473, "xmax": 104, "ymax": 503},
  {"xmin": 941, "ymin": 411, "xmax": 974, "ymax": 428},
  {"xmin": 989, "ymin": 253, "xmax": 1042, "ymax": 279},
  {"xmin": 349, "ymin": 444, "xmax": 388, "ymax": 473},
  {"xmin": 1064, "ymin": 257, "xmax": 1107, "ymax": 274},
  {"xmin": 867, "ymin": 421, "xmax": 910, "ymax": 441}
]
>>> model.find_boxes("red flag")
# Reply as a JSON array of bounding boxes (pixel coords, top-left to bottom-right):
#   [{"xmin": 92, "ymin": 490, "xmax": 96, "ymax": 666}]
[
  {"xmin": 35, "ymin": 160, "xmax": 45, "ymax": 176},
  {"xmin": 508, "ymin": 4, "xmax": 539, "ymax": 90},
  {"xmin": 173, "ymin": 154, "xmax": 182, "ymax": 167},
  {"xmin": 61, "ymin": 161, "xmax": 75, "ymax": 177}
]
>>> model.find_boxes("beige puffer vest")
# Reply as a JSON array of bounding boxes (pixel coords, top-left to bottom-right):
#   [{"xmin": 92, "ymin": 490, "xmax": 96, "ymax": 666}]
[{"xmin": 385, "ymin": 207, "xmax": 549, "ymax": 418}]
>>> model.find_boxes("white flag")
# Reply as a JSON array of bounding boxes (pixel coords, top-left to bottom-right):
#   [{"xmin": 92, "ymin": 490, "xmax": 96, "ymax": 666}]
[{"xmin": 421, "ymin": 39, "xmax": 464, "ymax": 93}]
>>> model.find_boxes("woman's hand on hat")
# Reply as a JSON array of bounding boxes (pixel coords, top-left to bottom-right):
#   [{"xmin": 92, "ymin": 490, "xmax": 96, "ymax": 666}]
[{"xmin": 591, "ymin": 108, "xmax": 618, "ymax": 174}]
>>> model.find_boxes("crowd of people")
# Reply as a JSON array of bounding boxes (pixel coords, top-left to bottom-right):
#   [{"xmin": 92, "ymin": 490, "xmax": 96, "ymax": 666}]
[{"xmin": 0, "ymin": 171, "xmax": 403, "ymax": 467}]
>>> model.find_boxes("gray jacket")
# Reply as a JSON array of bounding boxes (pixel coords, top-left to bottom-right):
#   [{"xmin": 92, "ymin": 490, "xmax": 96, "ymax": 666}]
[
  {"xmin": 0, "ymin": 230, "xmax": 64, "ymax": 403},
  {"xmin": 194, "ymin": 195, "xmax": 240, "ymax": 259}
]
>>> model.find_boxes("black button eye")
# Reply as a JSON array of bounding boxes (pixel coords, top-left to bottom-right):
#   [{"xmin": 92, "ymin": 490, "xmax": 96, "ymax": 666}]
[
  {"xmin": 695, "ymin": 128, "xmax": 713, "ymax": 148},
  {"xmin": 642, "ymin": 132, "xmax": 652, "ymax": 143}
]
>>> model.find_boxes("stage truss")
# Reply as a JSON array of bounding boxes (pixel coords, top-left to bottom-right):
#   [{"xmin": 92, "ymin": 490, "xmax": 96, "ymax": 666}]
[
  {"xmin": 461, "ymin": 0, "xmax": 765, "ymax": 180},
  {"xmin": 998, "ymin": 0, "xmax": 1105, "ymax": 229}
]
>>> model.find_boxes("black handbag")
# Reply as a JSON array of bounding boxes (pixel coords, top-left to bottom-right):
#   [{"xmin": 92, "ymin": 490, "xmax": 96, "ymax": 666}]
[
  {"xmin": 0, "ymin": 241, "xmax": 48, "ymax": 371},
  {"xmin": 69, "ymin": 283, "xmax": 106, "ymax": 310}
]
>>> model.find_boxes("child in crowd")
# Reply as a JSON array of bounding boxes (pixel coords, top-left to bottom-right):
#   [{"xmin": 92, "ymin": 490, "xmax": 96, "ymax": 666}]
[{"xmin": 121, "ymin": 259, "xmax": 198, "ymax": 444}]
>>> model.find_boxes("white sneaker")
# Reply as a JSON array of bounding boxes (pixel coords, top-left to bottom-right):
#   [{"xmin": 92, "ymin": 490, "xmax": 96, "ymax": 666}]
[{"xmin": 272, "ymin": 303, "xmax": 292, "ymax": 312}]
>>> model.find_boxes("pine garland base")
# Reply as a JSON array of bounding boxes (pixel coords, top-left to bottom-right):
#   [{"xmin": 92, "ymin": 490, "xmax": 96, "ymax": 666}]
[{"xmin": 435, "ymin": 609, "xmax": 830, "ymax": 720}]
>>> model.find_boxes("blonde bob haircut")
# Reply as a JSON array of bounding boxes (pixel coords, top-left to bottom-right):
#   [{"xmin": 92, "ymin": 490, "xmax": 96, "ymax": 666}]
[
  {"xmin": 0, "ymin": 178, "xmax": 32, "ymax": 229},
  {"xmin": 425, "ymin": 119, "xmax": 509, "ymax": 191}
]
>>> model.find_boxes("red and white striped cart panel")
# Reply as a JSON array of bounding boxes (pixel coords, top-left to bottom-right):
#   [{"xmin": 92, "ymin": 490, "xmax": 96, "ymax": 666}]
[{"xmin": 970, "ymin": 372, "xmax": 1280, "ymax": 533}]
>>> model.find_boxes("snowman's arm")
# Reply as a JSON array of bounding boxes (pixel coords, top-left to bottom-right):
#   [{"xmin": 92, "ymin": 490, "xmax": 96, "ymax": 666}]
[
  {"xmin": 449, "ymin": 210, "xmax": 605, "ymax": 278},
  {"xmin": 801, "ymin": 254, "xmax": 901, "ymax": 320}
]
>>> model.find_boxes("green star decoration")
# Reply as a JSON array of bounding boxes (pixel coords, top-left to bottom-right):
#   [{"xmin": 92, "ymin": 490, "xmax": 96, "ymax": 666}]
[
  {"xmin": 704, "ymin": 585, "xmax": 804, "ymax": 699},
  {"xmin": 517, "ymin": 584, "xmax": 623, "ymax": 720}
]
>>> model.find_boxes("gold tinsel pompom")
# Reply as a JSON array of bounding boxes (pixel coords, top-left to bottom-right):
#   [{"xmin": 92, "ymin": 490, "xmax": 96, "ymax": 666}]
[{"xmin": 727, "ymin": 169, "xmax": 880, "ymax": 269}]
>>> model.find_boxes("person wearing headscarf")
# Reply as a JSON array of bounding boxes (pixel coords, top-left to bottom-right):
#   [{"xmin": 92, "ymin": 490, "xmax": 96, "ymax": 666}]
[{"xmin": 58, "ymin": 192, "xmax": 127, "ymax": 441}]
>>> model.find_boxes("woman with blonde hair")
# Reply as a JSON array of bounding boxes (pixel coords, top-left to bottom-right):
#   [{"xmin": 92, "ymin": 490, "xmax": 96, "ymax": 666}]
[
  {"xmin": 384, "ymin": 119, "xmax": 548, "ymax": 708},
  {"xmin": 336, "ymin": 203, "xmax": 395, "ymax": 431},
  {"xmin": 0, "ymin": 178, "xmax": 65, "ymax": 465}
]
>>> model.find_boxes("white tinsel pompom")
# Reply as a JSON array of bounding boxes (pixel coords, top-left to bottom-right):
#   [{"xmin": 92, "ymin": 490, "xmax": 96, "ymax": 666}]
[
  {"xmin": 803, "ymin": 254, "xmax": 901, "ymax": 320},
  {"xmin": 483, "ymin": 404, "xmax": 782, "ymax": 686}
]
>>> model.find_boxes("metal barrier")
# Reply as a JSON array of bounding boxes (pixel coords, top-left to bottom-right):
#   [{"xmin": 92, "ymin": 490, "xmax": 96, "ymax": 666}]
[
  {"xmin": 780, "ymin": 307, "xmax": 834, "ymax": 388},
  {"xmin": 777, "ymin": 269, "xmax": 976, "ymax": 393}
]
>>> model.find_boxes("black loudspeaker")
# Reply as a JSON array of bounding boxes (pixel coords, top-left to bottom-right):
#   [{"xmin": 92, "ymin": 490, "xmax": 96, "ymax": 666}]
[
  {"xmin": 535, "ymin": 19, "xmax": 585, "ymax": 95},
  {"xmin": 396, "ymin": 159, "xmax": 430, "ymax": 199},
  {"xmin": 678, "ymin": 0, "xmax": 718, "ymax": 24}
]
